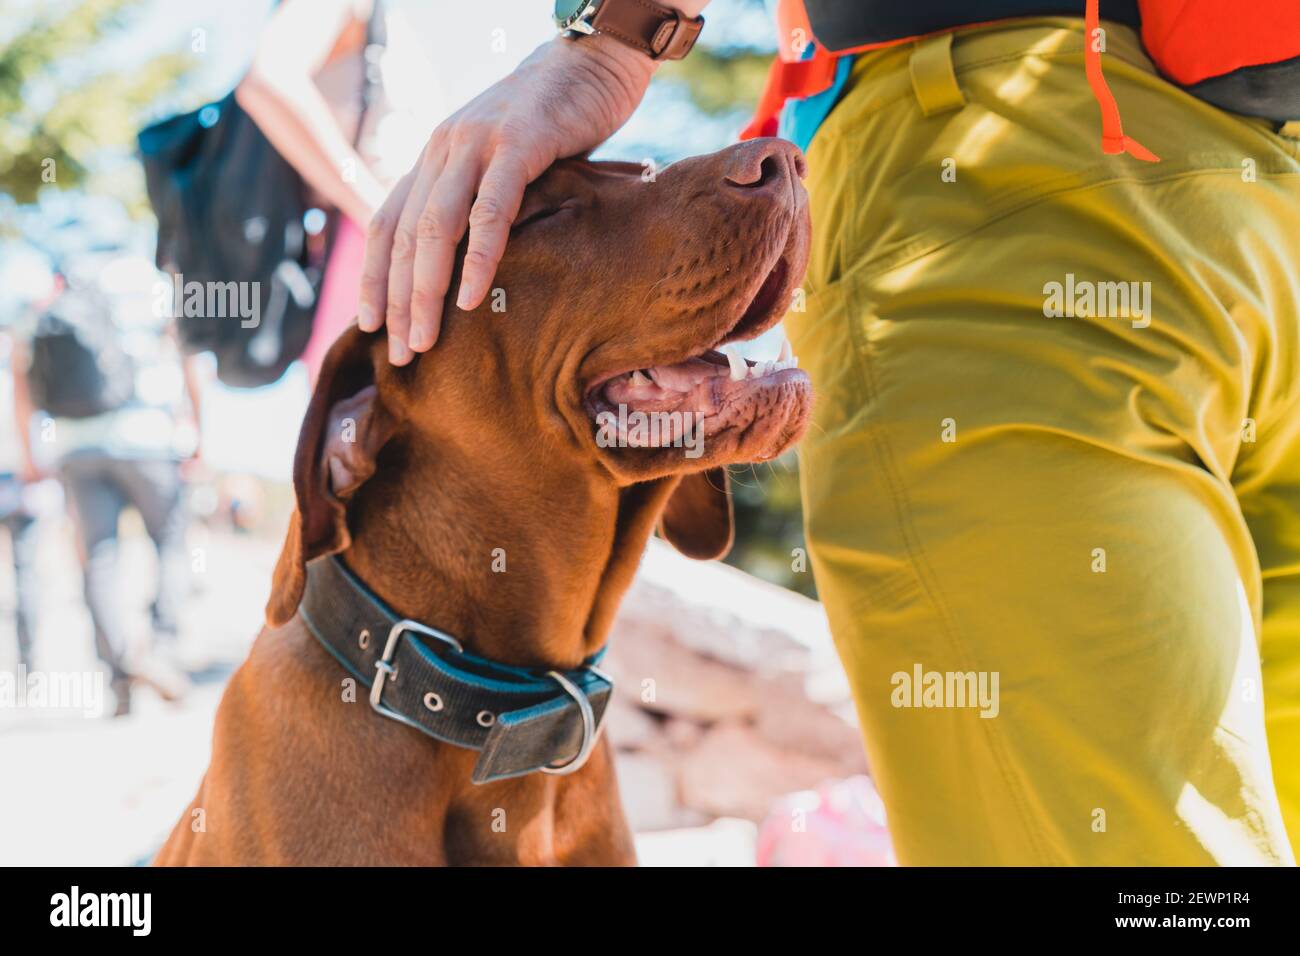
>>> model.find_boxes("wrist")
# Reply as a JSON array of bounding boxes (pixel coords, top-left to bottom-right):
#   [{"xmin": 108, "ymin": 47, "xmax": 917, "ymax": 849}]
[{"xmin": 553, "ymin": 29, "xmax": 658, "ymax": 86}]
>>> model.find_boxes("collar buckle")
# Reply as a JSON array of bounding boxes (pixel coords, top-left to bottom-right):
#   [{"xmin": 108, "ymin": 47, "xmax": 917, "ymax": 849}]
[{"xmin": 369, "ymin": 618, "xmax": 463, "ymax": 727}]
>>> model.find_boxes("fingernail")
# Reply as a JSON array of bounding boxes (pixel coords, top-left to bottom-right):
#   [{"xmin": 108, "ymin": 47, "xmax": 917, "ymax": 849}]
[
  {"xmin": 456, "ymin": 283, "xmax": 477, "ymax": 311},
  {"xmin": 358, "ymin": 305, "xmax": 377, "ymax": 331},
  {"xmin": 389, "ymin": 337, "xmax": 412, "ymax": 365},
  {"xmin": 408, "ymin": 327, "xmax": 429, "ymax": 352}
]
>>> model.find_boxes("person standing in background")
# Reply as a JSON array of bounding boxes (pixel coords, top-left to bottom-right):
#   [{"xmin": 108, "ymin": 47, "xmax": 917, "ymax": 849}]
[
  {"xmin": 235, "ymin": 0, "xmax": 552, "ymax": 381},
  {"xmin": 236, "ymin": 0, "xmax": 390, "ymax": 385},
  {"xmin": 0, "ymin": 327, "xmax": 46, "ymax": 673},
  {"xmin": 15, "ymin": 255, "xmax": 204, "ymax": 716}
]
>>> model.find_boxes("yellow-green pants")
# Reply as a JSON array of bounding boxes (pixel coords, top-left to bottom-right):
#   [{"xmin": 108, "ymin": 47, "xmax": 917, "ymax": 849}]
[{"xmin": 788, "ymin": 18, "xmax": 1300, "ymax": 865}]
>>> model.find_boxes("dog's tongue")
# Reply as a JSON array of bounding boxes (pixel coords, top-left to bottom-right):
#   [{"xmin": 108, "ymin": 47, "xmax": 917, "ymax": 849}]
[
  {"xmin": 602, "ymin": 355, "xmax": 726, "ymax": 411},
  {"xmin": 646, "ymin": 355, "xmax": 726, "ymax": 391}
]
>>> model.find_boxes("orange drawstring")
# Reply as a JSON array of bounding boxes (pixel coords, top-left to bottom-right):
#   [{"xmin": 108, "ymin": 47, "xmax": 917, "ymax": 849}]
[{"xmin": 1085, "ymin": 0, "xmax": 1159, "ymax": 161}]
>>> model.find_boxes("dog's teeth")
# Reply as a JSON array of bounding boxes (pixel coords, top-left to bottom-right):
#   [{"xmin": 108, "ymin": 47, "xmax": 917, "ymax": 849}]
[
  {"xmin": 778, "ymin": 338, "xmax": 792, "ymax": 362},
  {"xmin": 725, "ymin": 349, "xmax": 747, "ymax": 382},
  {"xmin": 630, "ymin": 370, "xmax": 652, "ymax": 387}
]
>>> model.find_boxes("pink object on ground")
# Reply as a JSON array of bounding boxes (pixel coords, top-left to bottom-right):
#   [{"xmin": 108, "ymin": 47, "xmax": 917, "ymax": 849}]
[
  {"xmin": 301, "ymin": 215, "xmax": 367, "ymax": 385},
  {"xmin": 756, "ymin": 775, "xmax": 896, "ymax": 867}
]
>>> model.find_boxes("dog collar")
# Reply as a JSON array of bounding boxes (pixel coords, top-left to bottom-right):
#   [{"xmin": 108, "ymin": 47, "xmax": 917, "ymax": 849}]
[{"xmin": 299, "ymin": 555, "xmax": 612, "ymax": 784}]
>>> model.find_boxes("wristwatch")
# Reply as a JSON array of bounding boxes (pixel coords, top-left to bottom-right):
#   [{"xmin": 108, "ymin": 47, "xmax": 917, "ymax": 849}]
[{"xmin": 554, "ymin": 0, "xmax": 704, "ymax": 61}]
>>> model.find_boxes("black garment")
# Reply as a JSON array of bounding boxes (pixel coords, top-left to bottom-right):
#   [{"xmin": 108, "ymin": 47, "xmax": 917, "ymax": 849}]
[{"xmin": 802, "ymin": 1, "xmax": 1141, "ymax": 51}]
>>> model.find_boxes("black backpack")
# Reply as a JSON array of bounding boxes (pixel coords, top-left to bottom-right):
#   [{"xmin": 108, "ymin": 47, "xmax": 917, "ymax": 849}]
[
  {"xmin": 136, "ymin": 5, "xmax": 383, "ymax": 388},
  {"xmin": 27, "ymin": 285, "xmax": 135, "ymax": 419}
]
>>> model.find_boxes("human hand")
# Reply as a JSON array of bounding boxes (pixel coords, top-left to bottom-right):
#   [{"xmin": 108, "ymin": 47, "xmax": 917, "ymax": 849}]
[{"xmin": 357, "ymin": 34, "xmax": 656, "ymax": 364}]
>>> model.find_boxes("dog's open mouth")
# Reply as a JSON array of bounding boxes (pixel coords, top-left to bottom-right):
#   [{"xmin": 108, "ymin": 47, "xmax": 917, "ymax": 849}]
[{"xmin": 585, "ymin": 253, "xmax": 812, "ymax": 461}]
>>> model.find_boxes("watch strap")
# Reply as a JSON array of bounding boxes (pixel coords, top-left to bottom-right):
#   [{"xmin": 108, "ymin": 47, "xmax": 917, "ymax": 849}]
[{"xmin": 589, "ymin": 0, "xmax": 703, "ymax": 61}]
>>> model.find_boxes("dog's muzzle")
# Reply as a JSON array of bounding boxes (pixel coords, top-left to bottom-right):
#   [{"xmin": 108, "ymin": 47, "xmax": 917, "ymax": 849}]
[{"xmin": 300, "ymin": 556, "xmax": 610, "ymax": 783}]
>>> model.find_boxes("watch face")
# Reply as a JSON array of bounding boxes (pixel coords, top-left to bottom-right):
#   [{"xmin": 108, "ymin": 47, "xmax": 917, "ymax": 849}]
[{"xmin": 554, "ymin": 0, "xmax": 594, "ymax": 28}]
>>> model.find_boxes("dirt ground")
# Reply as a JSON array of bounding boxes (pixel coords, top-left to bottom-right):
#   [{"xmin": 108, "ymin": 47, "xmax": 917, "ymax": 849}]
[{"xmin": 0, "ymin": 510, "xmax": 273, "ymax": 865}]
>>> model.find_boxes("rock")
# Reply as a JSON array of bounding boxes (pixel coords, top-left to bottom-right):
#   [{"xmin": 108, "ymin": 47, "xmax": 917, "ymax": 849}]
[
  {"xmin": 604, "ymin": 694, "xmax": 659, "ymax": 752},
  {"xmin": 596, "ymin": 540, "xmax": 877, "ymax": 840},
  {"xmin": 752, "ymin": 673, "xmax": 867, "ymax": 772},
  {"xmin": 603, "ymin": 627, "xmax": 757, "ymax": 723},
  {"xmin": 677, "ymin": 721, "xmax": 847, "ymax": 821},
  {"xmin": 662, "ymin": 717, "xmax": 703, "ymax": 750},
  {"xmin": 614, "ymin": 752, "xmax": 703, "ymax": 832},
  {"xmin": 617, "ymin": 540, "xmax": 836, "ymax": 669}
]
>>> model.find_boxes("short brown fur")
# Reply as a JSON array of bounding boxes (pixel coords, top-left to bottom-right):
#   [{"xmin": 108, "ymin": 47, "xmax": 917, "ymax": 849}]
[{"xmin": 157, "ymin": 140, "xmax": 811, "ymax": 865}]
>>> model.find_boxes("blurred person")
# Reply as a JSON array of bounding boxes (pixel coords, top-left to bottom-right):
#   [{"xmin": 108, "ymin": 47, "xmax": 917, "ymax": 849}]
[
  {"xmin": 235, "ymin": 0, "xmax": 398, "ymax": 385},
  {"xmin": 220, "ymin": 474, "xmax": 265, "ymax": 533},
  {"xmin": 15, "ymin": 255, "xmax": 204, "ymax": 716},
  {"xmin": 0, "ymin": 327, "xmax": 45, "ymax": 672},
  {"xmin": 355, "ymin": 0, "xmax": 1300, "ymax": 866},
  {"xmin": 235, "ymin": 0, "xmax": 551, "ymax": 382}
]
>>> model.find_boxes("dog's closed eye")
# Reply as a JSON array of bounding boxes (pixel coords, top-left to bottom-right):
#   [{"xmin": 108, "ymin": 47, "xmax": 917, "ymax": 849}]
[{"xmin": 511, "ymin": 202, "xmax": 575, "ymax": 232}]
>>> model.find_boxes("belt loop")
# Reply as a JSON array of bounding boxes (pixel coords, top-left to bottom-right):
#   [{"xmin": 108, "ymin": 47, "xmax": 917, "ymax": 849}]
[{"xmin": 909, "ymin": 31, "xmax": 965, "ymax": 117}]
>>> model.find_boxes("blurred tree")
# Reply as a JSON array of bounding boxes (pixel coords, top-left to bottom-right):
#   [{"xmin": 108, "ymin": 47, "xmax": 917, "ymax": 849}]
[
  {"xmin": 659, "ymin": 46, "xmax": 773, "ymax": 118},
  {"xmin": 656, "ymin": 0, "xmax": 772, "ymax": 119},
  {"xmin": 727, "ymin": 455, "xmax": 816, "ymax": 598},
  {"xmin": 0, "ymin": 0, "xmax": 191, "ymax": 211}
]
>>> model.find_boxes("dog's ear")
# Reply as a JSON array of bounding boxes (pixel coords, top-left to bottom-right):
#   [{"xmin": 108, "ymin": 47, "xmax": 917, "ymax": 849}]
[
  {"xmin": 659, "ymin": 467, "xmax": 734, "ymax": 560},
  {"xmin": 266, "ymin": 326, "xmax": 398, "ymax": 626}
]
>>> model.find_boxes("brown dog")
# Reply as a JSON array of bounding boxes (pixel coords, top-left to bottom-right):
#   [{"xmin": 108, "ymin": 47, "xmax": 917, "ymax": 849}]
[{"xmin": 156, "ymin": 138, "xmax": 811, "ymax": 866}]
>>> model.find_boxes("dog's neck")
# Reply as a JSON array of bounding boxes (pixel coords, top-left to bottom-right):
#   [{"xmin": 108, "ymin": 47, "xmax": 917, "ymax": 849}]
[{"xmin": 338, "ymin": 437, "xmax": 673, "ymax": 670}]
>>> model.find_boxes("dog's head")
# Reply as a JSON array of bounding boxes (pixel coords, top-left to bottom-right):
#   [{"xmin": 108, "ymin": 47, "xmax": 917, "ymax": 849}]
[{"xmin": 267, "ymin": 139, "xmax": 812, "ymax": 626}]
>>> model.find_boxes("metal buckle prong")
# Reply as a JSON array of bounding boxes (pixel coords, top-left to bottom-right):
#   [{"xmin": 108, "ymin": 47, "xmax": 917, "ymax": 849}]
[{"xmin": 369, "ymin": 618, "xmax": 463, "ymax": 726}]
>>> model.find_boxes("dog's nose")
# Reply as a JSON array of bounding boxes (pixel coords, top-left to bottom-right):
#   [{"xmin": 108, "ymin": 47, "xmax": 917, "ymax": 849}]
[{"xmin": 722, "ymin": 138, "xmax": 807, "ymax": 191}]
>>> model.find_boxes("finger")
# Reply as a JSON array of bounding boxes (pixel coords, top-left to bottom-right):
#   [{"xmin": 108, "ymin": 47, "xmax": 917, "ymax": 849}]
[
  {"xmin": 357, "ymin": 168, "xmax": 414, "ymax": 333},
  {"xmin": 455, "ymin": 149, "xmax": 529, "ymax": 311},
  {"xmin": 385, "ymin": 156, "xmax": 444, "ymax": 365},
  {"xmin": 407, "ymin": 159, "xmax": 481, "ymax": 352}
]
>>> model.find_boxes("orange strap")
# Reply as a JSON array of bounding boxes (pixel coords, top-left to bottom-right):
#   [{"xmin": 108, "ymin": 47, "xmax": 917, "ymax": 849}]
[
  {"xmin": 774, "ymin": 0, "xmax": 815, "ymax": 62},
  {"xmin": 1085, "ymin": 0, "xmax": 1158, "ymax": 161},
  {"xmin": 741, "ymin": 44, "xmax": 839, "ymax": 140}
]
